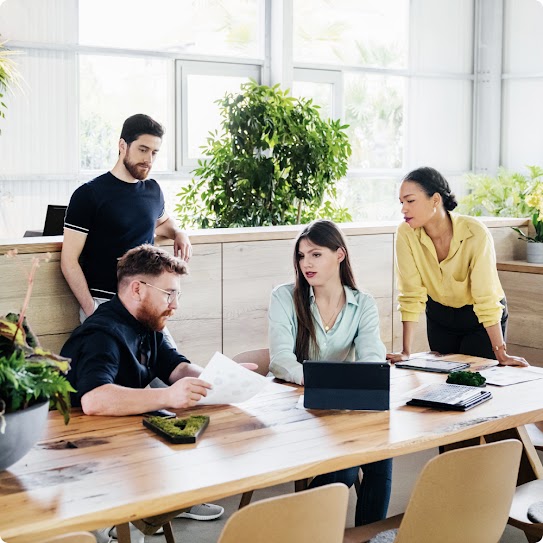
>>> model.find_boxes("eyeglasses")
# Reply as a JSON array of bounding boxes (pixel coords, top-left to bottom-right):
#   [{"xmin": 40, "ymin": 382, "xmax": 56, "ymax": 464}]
[{"xmin": 139, "ymin": 281, "xmax": 181, "ymax": 305}]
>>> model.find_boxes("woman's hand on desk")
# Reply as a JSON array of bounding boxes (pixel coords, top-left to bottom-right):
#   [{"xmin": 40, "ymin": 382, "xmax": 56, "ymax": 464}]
[
  {"xmin": 386, "ymin": 351, "xmax": 410, "ymax": 364},
  {"xmin": 496, "ymin": 352, "xmax": 530, "ymax": 367}
]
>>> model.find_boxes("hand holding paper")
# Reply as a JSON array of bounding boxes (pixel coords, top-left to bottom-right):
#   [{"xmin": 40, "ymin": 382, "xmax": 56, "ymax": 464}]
[{"xmin": 198, "ymin": 352, "xmax": 271, "ymax": 405}]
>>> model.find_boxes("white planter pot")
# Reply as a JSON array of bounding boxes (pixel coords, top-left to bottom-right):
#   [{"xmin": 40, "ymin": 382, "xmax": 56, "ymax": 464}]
[
  {"xmin": 526, "ymin": 242, "xmax": 543, "ymax": 264},
  {"xmin": 0, "ymin": 400, "xmax": 49, "ymax": 471}
]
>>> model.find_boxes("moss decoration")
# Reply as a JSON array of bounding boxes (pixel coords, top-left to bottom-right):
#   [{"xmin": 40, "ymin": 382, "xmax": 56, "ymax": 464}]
[
  {"xmin": 143, "ymin": 415, "xmax": 210, "ymax": 443},
  {"xmin": 446, "ymin": 370, "xmax": 486, "ymax": 387}
]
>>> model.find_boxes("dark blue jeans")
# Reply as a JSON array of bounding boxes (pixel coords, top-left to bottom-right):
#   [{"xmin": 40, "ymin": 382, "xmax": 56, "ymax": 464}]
[{"xmin": 308, "ymin": 458, "xmax": 393, "ymax": 526}]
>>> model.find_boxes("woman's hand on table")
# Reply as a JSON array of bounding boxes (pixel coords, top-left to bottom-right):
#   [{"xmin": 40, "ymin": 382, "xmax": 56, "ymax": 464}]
[
  {"xmin": 386, "ymin": 351, "xmax": 410, "ymax": 364},
  {"xmin": 497, "ymin": 353, "xmax": 530, "ymax": 367}
]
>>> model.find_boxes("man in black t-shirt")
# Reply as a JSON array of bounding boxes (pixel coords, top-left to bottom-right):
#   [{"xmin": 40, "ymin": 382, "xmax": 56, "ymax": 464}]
[{"xmin": 61, "ymin": 114, "xmax": 192, "ymax": 321}]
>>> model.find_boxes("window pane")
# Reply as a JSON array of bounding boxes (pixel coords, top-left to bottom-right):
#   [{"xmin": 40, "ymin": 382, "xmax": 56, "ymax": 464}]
[
  {"xmin": 410, "ymin": 0, "xmax": 474, "ymax": 74},
  {"xmin": 186, "ymin": 75, "xmax": 254, "ymax": 159},
  {"xmin": 291, "ymin": 81, "xmax": 333, "ymax": 119},
  {"xmin": 502, "ymin": 79, "xmax": 543, "ymax": 171},
  {"xmin": 407, "ymin": 78, "xmax": 472, "ymax": 171},
  {"xmin": 79, "ymin": 0, "xmax": 263, "ymax": 58},
  {"xmin": 344, "ymin": 74, "xmax": 405, "ymax": 169},
  {"xmin": 293, "ymin": 0, "xmax": 408, "ymax": 68},
  {"xmin": 503, "ymin": 0, "xmax": 543, "ymax": 73},
  {"xmin": 338, "ymin": 178, "xmax": 402, "ymax": 221},
  {"xmin": 0, "ymin": 0, "xmax": 78, "ymax": 44},
  {"xmin": 80, "ymin": 55, "xmax": 170, "ymax": 171}
]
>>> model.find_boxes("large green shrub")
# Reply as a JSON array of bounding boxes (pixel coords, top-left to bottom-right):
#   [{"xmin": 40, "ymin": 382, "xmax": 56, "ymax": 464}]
[
  {"xmin": 458, "ymin": 166, "xmax": 541, "ymax": 218},
  {"xmin": 176, "ymin": 80, "xmax": 352, "ymax": 228}
]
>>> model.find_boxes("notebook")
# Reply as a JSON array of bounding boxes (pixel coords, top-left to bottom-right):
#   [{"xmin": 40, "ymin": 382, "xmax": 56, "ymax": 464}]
[
  {"xmin": 407, "ymin": 383, "xmax": 492, "ymax": 411},
  {"xmin": 303, "ymin": 361, "xmax": 390, "ymax": 411},
  {"xmin": 395, "ymin": 359, "xmax": 470, "ymax": 374}
]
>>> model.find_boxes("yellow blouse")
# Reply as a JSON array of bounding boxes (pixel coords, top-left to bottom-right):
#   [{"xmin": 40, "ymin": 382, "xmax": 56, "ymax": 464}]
[{"xmin": 395, "ymin": 213, "xmax": 505, "ymax": 328}]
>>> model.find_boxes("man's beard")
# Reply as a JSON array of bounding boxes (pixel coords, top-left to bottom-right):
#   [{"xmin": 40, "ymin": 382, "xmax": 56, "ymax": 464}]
[
  {"xmin": 124, "ymin": 156, "xmax": 151, "ymax": 180},
  {"xmin": 137, "ymin": 306, "xmax": 174, "ymax": 332}
]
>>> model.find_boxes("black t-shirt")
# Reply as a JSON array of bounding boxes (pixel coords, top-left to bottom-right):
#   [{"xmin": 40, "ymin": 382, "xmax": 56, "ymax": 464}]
[
  {"xmin": 62, "ymin": 296, "xmax": 190, "ymax": 406},
  {"xmin": 64, "ymin": 172, "xmax": 165, "ymax": 298}
]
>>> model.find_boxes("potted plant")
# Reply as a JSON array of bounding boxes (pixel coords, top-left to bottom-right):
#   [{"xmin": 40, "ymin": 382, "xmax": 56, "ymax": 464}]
[
  {"xmin": 511, "ymin": 178, "xmax": 543, "ymax": 263},
  {"xmin": 0, "ymin": 250, "xmax": 74, "ymax": 471},
  {"xmin": 176, "ymin": 80, "xmax": 352, "ymax": 228},
  {"xmin": 458, "ymin": 165, "xmax": 543, "ymax": 263}
]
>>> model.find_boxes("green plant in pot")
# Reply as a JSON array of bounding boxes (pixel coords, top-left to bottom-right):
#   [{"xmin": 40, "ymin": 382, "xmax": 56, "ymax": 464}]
[
  {"xmin": 0, "ymin": 250, "xmax": 74, "ymax": 471},
  {"xmin": 176, "ymin": 80, "xmax": 352, "ymax": 228}
]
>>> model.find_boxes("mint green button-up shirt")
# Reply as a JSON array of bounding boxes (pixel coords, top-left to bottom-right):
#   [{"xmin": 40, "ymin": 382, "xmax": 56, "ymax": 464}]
[{"xmin": 268, "ymin": 283, "xmax": 386, "ymax": 385}]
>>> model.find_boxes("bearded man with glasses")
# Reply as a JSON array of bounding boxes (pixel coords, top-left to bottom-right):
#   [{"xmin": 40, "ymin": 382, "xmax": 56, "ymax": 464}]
[{"xmin": 61, "ymin": 244, "xmax": 245, "ymax": 542}]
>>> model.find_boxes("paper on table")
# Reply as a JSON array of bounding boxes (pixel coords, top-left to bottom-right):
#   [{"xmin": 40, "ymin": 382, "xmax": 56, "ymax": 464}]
[
  {"xmin": 198, "ymin": 351, "xmax": 271, "ymax": 405},
  {"xmin": 479, "ymin": 366, "xmax": 543, "ymax": 386}
]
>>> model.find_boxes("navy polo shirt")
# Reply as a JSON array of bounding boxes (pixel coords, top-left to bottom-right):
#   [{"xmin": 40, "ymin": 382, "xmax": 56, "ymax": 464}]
[
  {"xmin": 64, "ymin": 172, "xmax": 165, "ymax": 298},
  {"xmin": 62, "ymin": 296, "xmax": 189, "ymax": 406}
]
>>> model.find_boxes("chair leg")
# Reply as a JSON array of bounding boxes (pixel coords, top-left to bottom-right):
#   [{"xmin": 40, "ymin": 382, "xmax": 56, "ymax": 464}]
[
  {"xmin": 163, "ymin": 521, "xmax": 176, "ymax": 543},
  {"xmin": 354, "ymin": 468, "xmax": 362, "ymax": 496},
  {"xmin": 115, "ymin": 523, "xmax": 131, "ymax": 543},
  {"xmin": 239, "ymin": 490, "xmax": 254, "ymax": 508}
]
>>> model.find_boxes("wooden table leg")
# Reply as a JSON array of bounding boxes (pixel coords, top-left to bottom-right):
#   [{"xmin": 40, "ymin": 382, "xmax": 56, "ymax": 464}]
[
  {"xmin": 115, "ymin": 523, "xmax": 131, "ymax": 543},
  {"xmin": 483, "ymin": 426, "xmax": 543, "ymax": 485}
]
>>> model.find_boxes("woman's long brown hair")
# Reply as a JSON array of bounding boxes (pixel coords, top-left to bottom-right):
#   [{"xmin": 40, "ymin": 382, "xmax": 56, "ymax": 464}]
[{"xmin": 293, "ymin": 220, "xmax": 357, "ymax": 363}]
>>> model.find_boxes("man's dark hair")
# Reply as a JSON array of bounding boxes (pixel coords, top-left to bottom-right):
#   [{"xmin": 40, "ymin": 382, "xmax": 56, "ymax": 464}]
[
  {"xmin": 120, "ymin": 114, "xmax": 164, "ymax": 145},
  {"xmin": 117, "ymin": 244, "xmax": 187, "ymax": 287}
]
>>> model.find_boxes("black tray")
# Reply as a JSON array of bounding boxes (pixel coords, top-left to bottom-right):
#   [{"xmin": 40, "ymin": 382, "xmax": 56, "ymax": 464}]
[{"xmin": 143, "ymin": 415, "xmax": 210, "ymax": 444}]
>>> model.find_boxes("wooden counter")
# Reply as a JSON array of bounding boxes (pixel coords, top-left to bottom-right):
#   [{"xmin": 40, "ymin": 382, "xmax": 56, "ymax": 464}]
[
  {"xmin": 498, "ymin": 258, "xmax": 543, "ymax": 357},
  {"xmin": 0, "ymin": 218, "xmax": 531, "ymax": 364}
]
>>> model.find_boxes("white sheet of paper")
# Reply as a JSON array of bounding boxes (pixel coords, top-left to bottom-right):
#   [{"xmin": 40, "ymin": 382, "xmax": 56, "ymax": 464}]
[
  {"xmin": 198, "ymin": 351, "xmax": 271, "ymax": 405},
  {"xmin": 479, "ymin": 366, "xmax": 543, "ymax": 386}
]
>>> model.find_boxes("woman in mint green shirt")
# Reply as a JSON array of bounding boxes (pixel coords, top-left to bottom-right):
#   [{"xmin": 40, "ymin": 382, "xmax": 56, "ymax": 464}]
[{"xmin": 268, "ymin": 219, "xmax": 391, "ymax": 526}]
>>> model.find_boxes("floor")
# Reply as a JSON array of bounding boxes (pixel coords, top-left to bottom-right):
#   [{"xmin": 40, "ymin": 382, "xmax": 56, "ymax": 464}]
[{"xmin": 137, "ymin": 446, "xmax": 541, "ymax": 542}]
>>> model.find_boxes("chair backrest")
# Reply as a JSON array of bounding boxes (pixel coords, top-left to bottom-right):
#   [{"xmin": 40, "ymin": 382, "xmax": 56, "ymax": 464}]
[
  {"xmin": 39, "ymin": 532, "xmax": 96, "ymax": 543},
  {"xmin": 395, "ymin": 439, "xmax": 522, "ymax": 543},
  {"xmin": 218, "ymin": 483, "xmax": 348, "ymax": 543},
  {"xmin": 233, "ymin": 348, "xmax": 270, "ymax": 376}
]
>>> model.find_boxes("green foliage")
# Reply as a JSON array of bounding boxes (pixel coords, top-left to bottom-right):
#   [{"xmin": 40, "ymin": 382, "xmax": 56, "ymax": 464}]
[
  {"xmin": 176, "ymin": 80, "xmax": 352, "ymax": 228},
  {"xmin": 0, "ymin": 40, "xmax": 23, "ymax": 133},
  {"xmin": 458, "ymin": 166, "xmax": 543, "ymax": 243},
  {"xmin": 0, "ymin": 317, "xmax": 74, "ymax": 430},
  {"xmin": 458, "ymin": 167, "xmax": 538, "ymax": 218},
  {"xmin": 446, "ymin": 370, "xmax": 486, "ymax": 387}
]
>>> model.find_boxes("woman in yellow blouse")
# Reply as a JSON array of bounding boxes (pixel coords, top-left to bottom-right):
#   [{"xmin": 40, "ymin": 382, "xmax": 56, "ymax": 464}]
[{"xmin": 387, "ymin": 166, "xmax": 528, "ymax": 366}]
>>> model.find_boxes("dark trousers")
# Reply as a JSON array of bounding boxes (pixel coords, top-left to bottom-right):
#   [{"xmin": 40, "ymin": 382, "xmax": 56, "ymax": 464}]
[
  {"xmin": 425, "ymin": 297, "xmax": 508, "ymax": 359},
  {"xmin": 308, "ymin": 459, "xmax": 393, "ymax": 526}
]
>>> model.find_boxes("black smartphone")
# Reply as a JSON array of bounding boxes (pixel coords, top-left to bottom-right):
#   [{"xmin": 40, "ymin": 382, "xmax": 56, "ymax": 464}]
[{"xmin": 144, "ymin": 409, "xmax": 176, "ymax": 418}]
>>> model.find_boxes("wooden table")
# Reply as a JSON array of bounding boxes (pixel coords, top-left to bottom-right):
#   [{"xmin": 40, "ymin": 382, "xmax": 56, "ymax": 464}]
[{"xmin": 1, "ymin": 354, "xmax": 543, "ymax": 543}]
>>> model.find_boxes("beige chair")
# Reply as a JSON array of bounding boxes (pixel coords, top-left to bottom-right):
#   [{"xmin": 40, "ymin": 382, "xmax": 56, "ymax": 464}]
[
  {"xmin": 344, "ymin": 440, "xmax": 522, "ymax": 543},
  {"xmin": 39, "ymin": 533, "xmax": 96, "ymax": 543},
  {"xmin": 218, "ymin": 483, "xmax": 348, "ymax": 543},
  {"xmin": 508, "ymin": 478, "xmax": 543, "ymax": 543},
  {"xmin": 233, "ymin": 348, "xmax": 271, "ymax": 376},
  {"xmin": 233, "ymin": 348, "xmax": 312, "ymax": 508}
]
